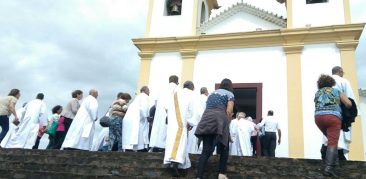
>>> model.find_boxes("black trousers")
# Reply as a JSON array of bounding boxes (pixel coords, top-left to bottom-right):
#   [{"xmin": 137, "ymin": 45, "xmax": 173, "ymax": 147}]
[
  {"xmin": 250, "ymin": 136, "xmax": 257, "ymax": 156},
  {"xmin": 197, "ymin": 135, "xmax": 229, "ymax": 178},
  {"xmin": 32, "ymin": 136, "xmax": 42, "ymax": 149},
  {"xmin": 63, "ymin": 117, "xmax": 73, "ymax": 133},
  {"xmin": 53, "ymin": 131, "xmax": 66, "ymax": 149},
  {"xmin": 58, "ymin": 117, "xmax": 73, "ymax": 147},
  {"xmin": 0, "ymin": 115, "xmax": 9, "ymax": 143},
  {"xmin": 263, "ymin": 132, "xmax": 277, "ymax": 157}
]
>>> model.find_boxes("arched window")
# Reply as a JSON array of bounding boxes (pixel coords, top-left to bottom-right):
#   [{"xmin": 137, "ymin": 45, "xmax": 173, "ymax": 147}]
[
  {"xmin": 166, "ymin": 0, "xmax": 182, "ymax": 16},
  {"xmin": 200, "ymin": 2, "xmax": 207, "ymax": 24}
]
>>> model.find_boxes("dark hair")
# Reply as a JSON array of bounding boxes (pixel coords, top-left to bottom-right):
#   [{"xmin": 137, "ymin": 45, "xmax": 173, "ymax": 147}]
[
  {"xmin": 169, "ymin": 75, "xmax": 179, "ymax": 84},
  {"xmin": 332, "ymin": 66, "xmax": 343, "ymax": 75},
  {"xmin": 52, "ymin": 105, "xmax": 62, "ymax": 114},
  {"xmin": 121, "ymin": 93, "xmax": 132, "ymax": 101},
  {"xmin": 183, "ymin": 81, "xmax": 194, "ymax": 90},
  {"xmin": 36, "ymin": 93, "xmax": 44, "ymax": 100},
  {"xmin": 317, "ymin": 74, "xmax": 336, "ymax": 89},
  {"xmin": 219, "ymin": 78, "xmax": 233, "ymax": 92},
  {"xmin": 140, "ymin": 86, "xmax": 149, "ymax": 93},
  {"xmin": 72, "ymin": 90, "xmax": 83, "ymax": 98},
  {"xmin": 117, "ymin": 92, "xmax": 124, "ymax": 99},
  {"xmin": 268, "ymin": 110, "xmax": 274, "ymax": 116},
  {"xmin": 200, "ymin": 87, "xmax": 208, "ymax": 94},
  {"xmin": 8, "ymin": 89, "xmax": 20, "ymax": 97}
]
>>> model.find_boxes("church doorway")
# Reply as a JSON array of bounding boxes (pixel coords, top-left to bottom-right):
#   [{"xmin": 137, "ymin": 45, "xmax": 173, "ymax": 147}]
[
  {"xmin": 215, "ymin": 83, "xmax": 263, "ymax": 156},
  {"xmin": 215, "ymin": 83, "xmax": 262, "ymax": 122}
]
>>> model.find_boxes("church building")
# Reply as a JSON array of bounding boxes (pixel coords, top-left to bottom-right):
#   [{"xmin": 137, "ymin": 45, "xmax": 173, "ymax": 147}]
[{"xmin": 133, "ymin": 0, "xmax": 365, "ymax": 160}]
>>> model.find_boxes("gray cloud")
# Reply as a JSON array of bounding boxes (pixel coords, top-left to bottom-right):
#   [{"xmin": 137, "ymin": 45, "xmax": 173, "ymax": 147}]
[{"xmin": 0, "ymin": 0, "xmax": 147, "ymax": 113}]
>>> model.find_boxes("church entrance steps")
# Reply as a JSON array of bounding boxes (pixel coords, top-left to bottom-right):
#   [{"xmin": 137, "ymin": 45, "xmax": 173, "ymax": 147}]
[{"xmin": 0, "ymin": 149, "xmax": 365, "ymax": 178}]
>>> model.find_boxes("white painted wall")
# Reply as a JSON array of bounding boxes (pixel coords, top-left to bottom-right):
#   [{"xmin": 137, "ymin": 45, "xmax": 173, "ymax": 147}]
[
  {"xmin": 194, "ymin": 47, "xmax": 289, "ymax": 157},
  {"xmin": 206, "ymin": 12, "xmax": 282, "ymax": 35},
  {"xmin": 149, "ymin": 0, "xmax": 195, "ymax": 37},
  {"xmin": 292, "ymin": 0, "xmax": 345, "ymax": 28},
  {"xmin": 148, "ymin": 52, "xmax": 182, "ymax": 104},
  {"xmin": 359, "ymin": 96, "xmax": 366, "ymax": 159},
  {"xmin": 301, "ymin": 44, "xmax": 342, "ymax": 159}
]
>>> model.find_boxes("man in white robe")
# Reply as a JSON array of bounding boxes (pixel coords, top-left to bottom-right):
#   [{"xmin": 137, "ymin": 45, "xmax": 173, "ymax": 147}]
[
  {"xmin": 1, "ymin": 94, "xmax": 47, "ymax": 149},
  {"xmin": 187, "ymin": 87, "xmax": 208, "ymax": 154},
  {"xmin": 229, "ymin": 113, "xmax": 241, "ymax": 156},
  {"xmin": 122, "ymin": 86, "xmax": 150, "ymax": 151},
  {"xmin": 236, "ymin": 112, "xmax": 255, "ymax": 156},
  {"xmin": 319, "ymin": 66, "xmax": 357, "ymax": 160},
  {"xmin": 150, "ymin": 75, "xmax": 179, "ymax": 152},
  {"xmin": 62, "ymin": 89, "xmax": 98, "ymax": 150},
  {"xmin": 164, "ymin": 81, "xmax": 198, "ymax": 176}
]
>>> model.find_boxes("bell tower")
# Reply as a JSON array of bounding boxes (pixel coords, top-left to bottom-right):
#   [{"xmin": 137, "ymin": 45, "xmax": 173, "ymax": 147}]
[
  {"xmin": 145, "ymin": 0, "xmax": 218, "ymax": 38},
  {"xmin": 285, "ymin": 0, "xmax": 351, "ymax": 28}
]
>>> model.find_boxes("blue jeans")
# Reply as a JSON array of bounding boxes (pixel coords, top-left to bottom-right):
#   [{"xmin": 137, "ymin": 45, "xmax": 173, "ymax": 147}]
[
  {"xmin": 108, "ymin": 116, "xmax": 123, "ymax": 151},
  {"xmin": 0, "ymin": 115, "xmax": 9, "ymax": 143}
]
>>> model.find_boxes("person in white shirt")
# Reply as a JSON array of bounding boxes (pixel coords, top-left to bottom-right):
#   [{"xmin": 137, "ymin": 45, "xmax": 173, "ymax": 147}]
[
  {"xmin": 62, "ymin": 89, "xmax": 98, "ymax": 151},
  {"xmin": 150, "ymin": 75, "xmax": 179, "ymax": 152},
  {"xmin": 0, "ymin": 89, "xmax": 20, "ymax": 143},
  {"xmin": 2, "ymin": 93, "xmax": 47, "ymax": 149},
  {"xmin": 257, "ymin": 110, "xmax": 281, "ymax": 157},
  {"xmin": 247, "ymin": 116, "xmax": 258, "ymax": 156},
  {"xmin": 122, "ymin": 86, "xmax": 150, "ymax": 151},
  {"xmin": 229, "ymin": 113, "xmax": 240, "ymax": 156},
  {"xmin": 187, "ymin": 87, "xmax": 207, "ymax": 154},
  {"xmin": 319, "ymin": 66, "xmax": 357, "ymax": 161},
  {"xmin": 164, "ymin": 81, "xmax": 199, "ymax": 176},
  {"xmin": 236, "ymin": 113, "xmax": 255, "ymax": 156}
]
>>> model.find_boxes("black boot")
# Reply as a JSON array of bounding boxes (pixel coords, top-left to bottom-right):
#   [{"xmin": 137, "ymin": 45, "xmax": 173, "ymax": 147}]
[
  {"xmin": 170, "ymin": 162, "xmax": 180, "ymax": 177},
  {"xmin": 323, "ymin": 147, "xmax": 339, "ymax": 177}
]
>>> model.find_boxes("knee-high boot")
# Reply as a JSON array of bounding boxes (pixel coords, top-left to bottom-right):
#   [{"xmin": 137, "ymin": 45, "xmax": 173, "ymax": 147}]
[{"xmin": 324, "ymin": 147, "xmax": 339, "ymax": 177}]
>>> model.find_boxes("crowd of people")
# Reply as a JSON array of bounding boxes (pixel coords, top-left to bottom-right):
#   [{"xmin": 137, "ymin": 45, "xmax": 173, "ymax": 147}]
[{"xmin": 0, "ymin": 66, "xmax": 358, "ymax": 178}]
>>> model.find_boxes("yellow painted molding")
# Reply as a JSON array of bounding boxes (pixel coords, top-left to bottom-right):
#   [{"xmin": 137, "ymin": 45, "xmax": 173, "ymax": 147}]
[
  {"xmin": 137, "ymin": 52, "xmax": 154, "ymax": 93},
  {"xmin": 133, "ymin": 23, "xmax": 365, "ymax": 53},
  {"xmin": 192, "ymin": 0, "xmax": 199, "ymax": 36},
  {"xmin": 343, "ymin": 0, "xmax": 351, "ymax": 24},
  {"xmin": 139, "ymin": 51, "xmax": 155, "ymax": 59},
  {"xmin": 286, "ymin": 0, "xmax": 293, "ymax": 28},
  {"xmin": 285, "ymin": 47, "xmax": 305, "ymax": 158},
  {"xmin": 180, "ymin": 49, "xmax": 198, "ymax": 59},
  {"xmin": 283, "ymin": 43, "xmax": 304, "ymax": 54},
  {"xmin": 336, "ymin": 41, "xmax": 359, "ymax": 51},
  {"xmin": 338, "ymin": 46, "xmax": 365, "ymax": 161},
  {"xmin": 180, "ymin": 49, "xmax": 197, "ymax": 83},
  {"xmin": 144, "ymin": 0, "xmax": 154, "ymax": 37}
]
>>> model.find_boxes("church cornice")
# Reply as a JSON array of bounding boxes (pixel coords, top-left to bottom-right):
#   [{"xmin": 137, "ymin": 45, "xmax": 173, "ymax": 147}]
[
  {"xmin": 198, "ymin": 2, "xmax": 287, "ymax": 34},
  {"xmin": 133, "ymin": 23, "xmax": 365, "ymax": 53}
]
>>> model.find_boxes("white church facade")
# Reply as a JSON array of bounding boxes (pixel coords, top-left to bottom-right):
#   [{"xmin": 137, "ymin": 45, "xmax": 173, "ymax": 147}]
[{"xmin": 133, "ymin": 0, "xmax": 365, "ymax": 160}]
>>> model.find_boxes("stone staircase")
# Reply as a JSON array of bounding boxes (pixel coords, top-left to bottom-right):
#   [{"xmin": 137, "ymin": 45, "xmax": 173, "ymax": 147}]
[{"xmin": 0, "ymin": 148, "xmax": 365, "ymax": 179}]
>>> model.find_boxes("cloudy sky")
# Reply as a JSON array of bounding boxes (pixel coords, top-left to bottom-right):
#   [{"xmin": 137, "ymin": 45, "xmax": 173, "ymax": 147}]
[{"xmin": 0, "ymin": 0, "xmax": 365, "ymax": 114}]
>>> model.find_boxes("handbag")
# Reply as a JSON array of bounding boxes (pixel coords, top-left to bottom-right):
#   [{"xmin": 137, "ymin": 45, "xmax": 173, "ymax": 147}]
[
  {"xmin": 47, "ymin": 121, "xmax": 58, "ymax": 137},
  {"xmin": 99, "ymin": 107, "xmax": 111, "ymax": 127},
  {"xmin": 99, "ymin": 115, "xmax": 110, "ymax": 127}
]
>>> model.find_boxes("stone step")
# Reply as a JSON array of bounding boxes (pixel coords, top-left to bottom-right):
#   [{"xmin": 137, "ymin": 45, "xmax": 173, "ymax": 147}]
[{"xmin": 0, "ymin": 149, "xmax": 365, "ymax": 178}]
